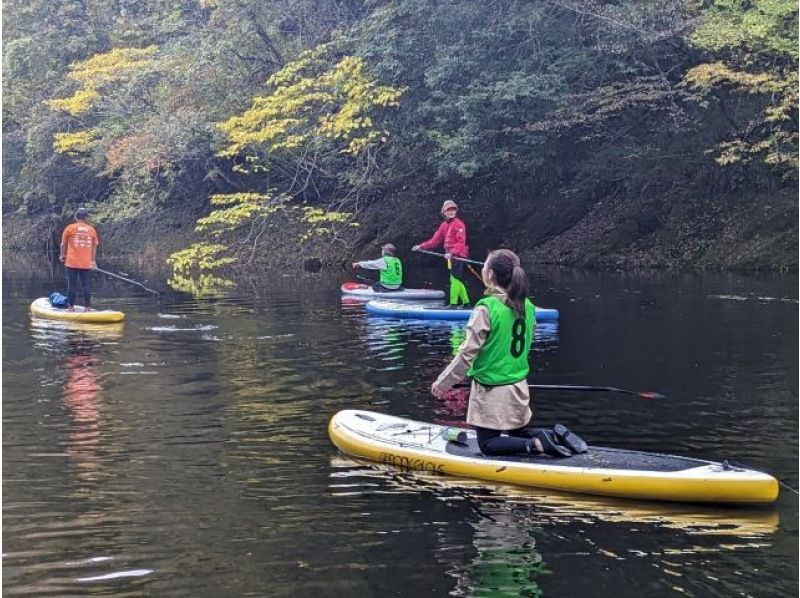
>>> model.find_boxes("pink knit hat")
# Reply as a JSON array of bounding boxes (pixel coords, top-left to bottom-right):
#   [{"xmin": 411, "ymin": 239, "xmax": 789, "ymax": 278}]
[{"xmin": 440, "ymin": 200, "xmax": 458, "ymax": 213}]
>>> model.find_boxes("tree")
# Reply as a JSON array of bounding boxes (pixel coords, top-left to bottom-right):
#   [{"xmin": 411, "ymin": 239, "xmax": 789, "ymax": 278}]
[
  {"xmin": 216, "ymin": 44, "xmax": 403, "ymax": 196},
  {"xmin": 168, "ymin": 44, "xmax": 403, "ymax": 278},
  {"xmin": 681, "ymin": 0, "xmax": 798, "ymax": 173}
]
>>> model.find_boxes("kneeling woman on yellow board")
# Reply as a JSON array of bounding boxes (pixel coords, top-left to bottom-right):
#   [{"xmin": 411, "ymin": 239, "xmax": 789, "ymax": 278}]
[{"xmin": 430, "ymin": 249, "xmax": 580, "ymax": 457}]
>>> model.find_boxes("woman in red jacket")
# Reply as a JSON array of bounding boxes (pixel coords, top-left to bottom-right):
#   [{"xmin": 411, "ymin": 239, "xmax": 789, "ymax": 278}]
[{"xmin": 412, "ymin": 200, "xmax": 471, "ymax": 307}]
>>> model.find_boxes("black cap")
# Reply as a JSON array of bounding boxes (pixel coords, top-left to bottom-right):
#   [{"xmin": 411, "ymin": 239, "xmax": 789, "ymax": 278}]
[{"xmin": 75, "ymin": 207, "xmax": 88, "ymax": 220}]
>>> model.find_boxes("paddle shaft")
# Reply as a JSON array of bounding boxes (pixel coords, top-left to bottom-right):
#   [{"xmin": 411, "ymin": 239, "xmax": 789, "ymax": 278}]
[
  {"xmin": 529, "ymin": 384, "xmax": 665, "ymax": 400},
  {"xmin": 453, "ymin": 381, "xmax": 665, "ymax": 400},
  {"xmin": 94, "ymin": 267, "xmax": 160, "ymax": 296},
  {"xmin": 414, "ymin": 248, "xmax": 485, "ymax": 266}
]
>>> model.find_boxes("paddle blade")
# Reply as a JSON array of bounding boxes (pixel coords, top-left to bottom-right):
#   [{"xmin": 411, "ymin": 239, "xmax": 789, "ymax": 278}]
[{"xmin": 639, "ymin": 391, "xmax": 666, "ymax": 400}]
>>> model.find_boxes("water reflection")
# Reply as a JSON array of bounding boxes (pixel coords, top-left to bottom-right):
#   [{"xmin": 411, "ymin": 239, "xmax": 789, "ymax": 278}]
[
  {"xmin": 357, "ymin": 316, "xmax": 559, "ymax": 363},
  {"xmin": 329, "ymin": 455, "xmax": 780, "ymax": 537},
  {"xmin": 330, "ymin": 455, "xmax": 780, "ymax": 595},
  {"xmin": 63, "ymin": 349, "xmax": 103, "ymax": 481},
  {"xmin": 361, "ymin": 319, "xmax": 409, "ymax": 368},
  {"xmin": 435, "ymin": 386, "xmax": 470, "ymax": 426},
  {"xmin": 30, "ymin": 318, "xmax": 124, "ymax": 347},
  {"xmin": 362, "ymin": 315, "xmax": 560, "ymax": 345},
  {"xmin": 443, "ymin": 508, "xmax": 547, "ymax": 598},
  {"xmin": 449, "ymin": 326, "xmax": 466, "ymax": 356},
  {"xmin": 29, "ymin": 319, "xmax": 120, "ymax": 483}
]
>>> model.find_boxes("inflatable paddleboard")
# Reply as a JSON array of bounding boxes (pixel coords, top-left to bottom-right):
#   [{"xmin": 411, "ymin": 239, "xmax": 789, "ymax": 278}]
[
  {"xmin": 30, "ymin": 297, "xmax": 125, "ymax": 324},
  {"xmin": 328, "ymin": 410, "xmax": 778, "ymax": 504},
  {"xmin": 341, "ymin": 282, "xmax": 445, "ymax": 300},
  {"xmin": 365, "ymin": 300, "xmax": 560, "ymax": 321}
]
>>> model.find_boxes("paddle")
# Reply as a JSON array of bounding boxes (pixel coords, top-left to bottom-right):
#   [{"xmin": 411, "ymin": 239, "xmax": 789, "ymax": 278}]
[
  {"xmin": 414, "ymin": 248, "xmax": 485, "ymax": 266},
  {"xmin": 94, "ymin": 267, "xmax": 160, "ymax": 297},
  {"xmin": 453, "ymin": 381, "xmax": 665, "ymax": 400},
  {"xmin": 528, "ymin": 384, "xmax": 665, "ymax": 400}
]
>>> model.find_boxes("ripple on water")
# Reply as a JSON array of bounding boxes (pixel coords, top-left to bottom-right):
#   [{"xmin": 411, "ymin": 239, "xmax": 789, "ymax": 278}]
[{"xmin": 147, "ymin": 324, "xmax": 219, "ymax": 332}]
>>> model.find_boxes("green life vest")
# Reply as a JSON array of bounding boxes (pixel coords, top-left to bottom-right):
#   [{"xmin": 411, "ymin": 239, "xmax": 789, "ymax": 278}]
[
  {"xmin": 468, "ymin": 295, "xmax": 535, "ymax": 386},
  {"xmin": 380, "ymin": 256, "xmax": 403, "ymax": 286}
]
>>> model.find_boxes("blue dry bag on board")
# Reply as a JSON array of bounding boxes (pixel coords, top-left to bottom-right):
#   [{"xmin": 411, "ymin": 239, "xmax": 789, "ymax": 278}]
[{"xmin": 49, "ymin": 292, "xmax": 69, "ymax": 308}]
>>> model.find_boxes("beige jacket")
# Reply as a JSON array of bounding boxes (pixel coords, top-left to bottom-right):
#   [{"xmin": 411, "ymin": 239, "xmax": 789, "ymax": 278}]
[{"xmin": 433, "ymin": 287, "xmax": 532, "ymax": 430}]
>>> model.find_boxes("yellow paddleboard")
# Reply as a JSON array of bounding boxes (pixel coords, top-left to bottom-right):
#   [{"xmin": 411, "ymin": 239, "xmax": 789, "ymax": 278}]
[
  {"xmin": 30, "ymin": 297, "xmax": 125, "ymax": 324},
  {"xmin": 329, "ymin": 410, "xmax": 779, "ymax": 504}
]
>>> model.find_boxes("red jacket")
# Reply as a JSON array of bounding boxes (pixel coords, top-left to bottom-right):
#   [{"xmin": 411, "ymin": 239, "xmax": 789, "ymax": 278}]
[{"xmin": 418, "ymin": 217, "xmax": 468, "ymax": 258}]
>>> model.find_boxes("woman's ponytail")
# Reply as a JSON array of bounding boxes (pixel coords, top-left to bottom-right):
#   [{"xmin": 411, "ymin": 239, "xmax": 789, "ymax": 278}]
[
  {"xmin": 507, "ymin": 264, "xmax": 528, "ymax": 314},
  {"xmin": 485, "ymin": 249, "xmax": 528, "ymax": 314}
]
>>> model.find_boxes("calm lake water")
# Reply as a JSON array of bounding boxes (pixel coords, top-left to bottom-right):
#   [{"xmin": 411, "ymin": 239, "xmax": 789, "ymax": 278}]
[{"xmin": 3, "ymin": 254, "xmax": 798, "ymax": 597}]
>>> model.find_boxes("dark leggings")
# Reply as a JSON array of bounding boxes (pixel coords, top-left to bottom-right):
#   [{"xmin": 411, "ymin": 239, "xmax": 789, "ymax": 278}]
[
  {"xmin": 475, "ymin": 423, "xmax": 538, "ymax": 456},
  {"xmin": 66, "ymin": 268, "xmax": 92, "ymax": 307},
  {"xmin": 450, "ymin": 259, "xmax": 465, "ymax": 282}
]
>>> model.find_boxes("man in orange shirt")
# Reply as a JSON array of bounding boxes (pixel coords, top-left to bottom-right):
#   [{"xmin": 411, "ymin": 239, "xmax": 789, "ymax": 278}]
[{"xmin": 59, "ymin": 207, "xmax": 99, "ymax": 311}]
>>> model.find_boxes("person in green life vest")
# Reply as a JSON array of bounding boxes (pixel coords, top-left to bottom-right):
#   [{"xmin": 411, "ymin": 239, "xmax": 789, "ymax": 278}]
[
  {"xmin": 352, "ymin": 243, "xmax": 403, "ymax": 292},
  {"xmin": 430, "ymin": 249, "xmax": 586, "ymax": 457}
]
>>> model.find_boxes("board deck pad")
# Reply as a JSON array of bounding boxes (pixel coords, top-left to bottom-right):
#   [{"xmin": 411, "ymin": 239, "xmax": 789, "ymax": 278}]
[{"xmin": 445, "ymin": 438, "xmax": 709, "ymax": 473}]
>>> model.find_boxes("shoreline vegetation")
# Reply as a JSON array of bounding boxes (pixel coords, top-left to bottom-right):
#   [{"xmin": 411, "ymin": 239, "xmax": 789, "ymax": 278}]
[
  {"xmin": 4, "ymin": 183, "xmax": 796, "ymax": 273},
  {"xmin": 3, "ymin": 1, "xmax": 797, "ymax": 284}
]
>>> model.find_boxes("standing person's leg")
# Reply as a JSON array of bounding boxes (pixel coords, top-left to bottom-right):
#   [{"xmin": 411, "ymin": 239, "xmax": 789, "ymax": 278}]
[
  {"xmin": 449, "ymin": 260, "xmax": 470, "ymax": 306},
  {"xmin": 78, "ymin": 269, "xmax": 92, "ymax": 308},
  {"xmin": 66, "ymin": 268, "xmax": 79, "ymax": 309}
]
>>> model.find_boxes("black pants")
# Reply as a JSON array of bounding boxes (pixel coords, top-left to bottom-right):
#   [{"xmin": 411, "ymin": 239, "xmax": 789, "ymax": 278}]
[
  {"xmin": 450, "ymin": 259, "xmax": 465, "ymax": 282},
  {"xmin": 475, "ymin": 423, "xmax": 538, "ymax": 456},
  {"xmin": 66, "ymin": 267, "xmax": 92, "ymax": 307}
]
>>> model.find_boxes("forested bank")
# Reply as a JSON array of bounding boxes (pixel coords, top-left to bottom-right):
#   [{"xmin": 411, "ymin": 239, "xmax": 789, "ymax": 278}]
[{"xmin": 3, "ymin": 1, "xmax": 797, "ymax": 279}]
